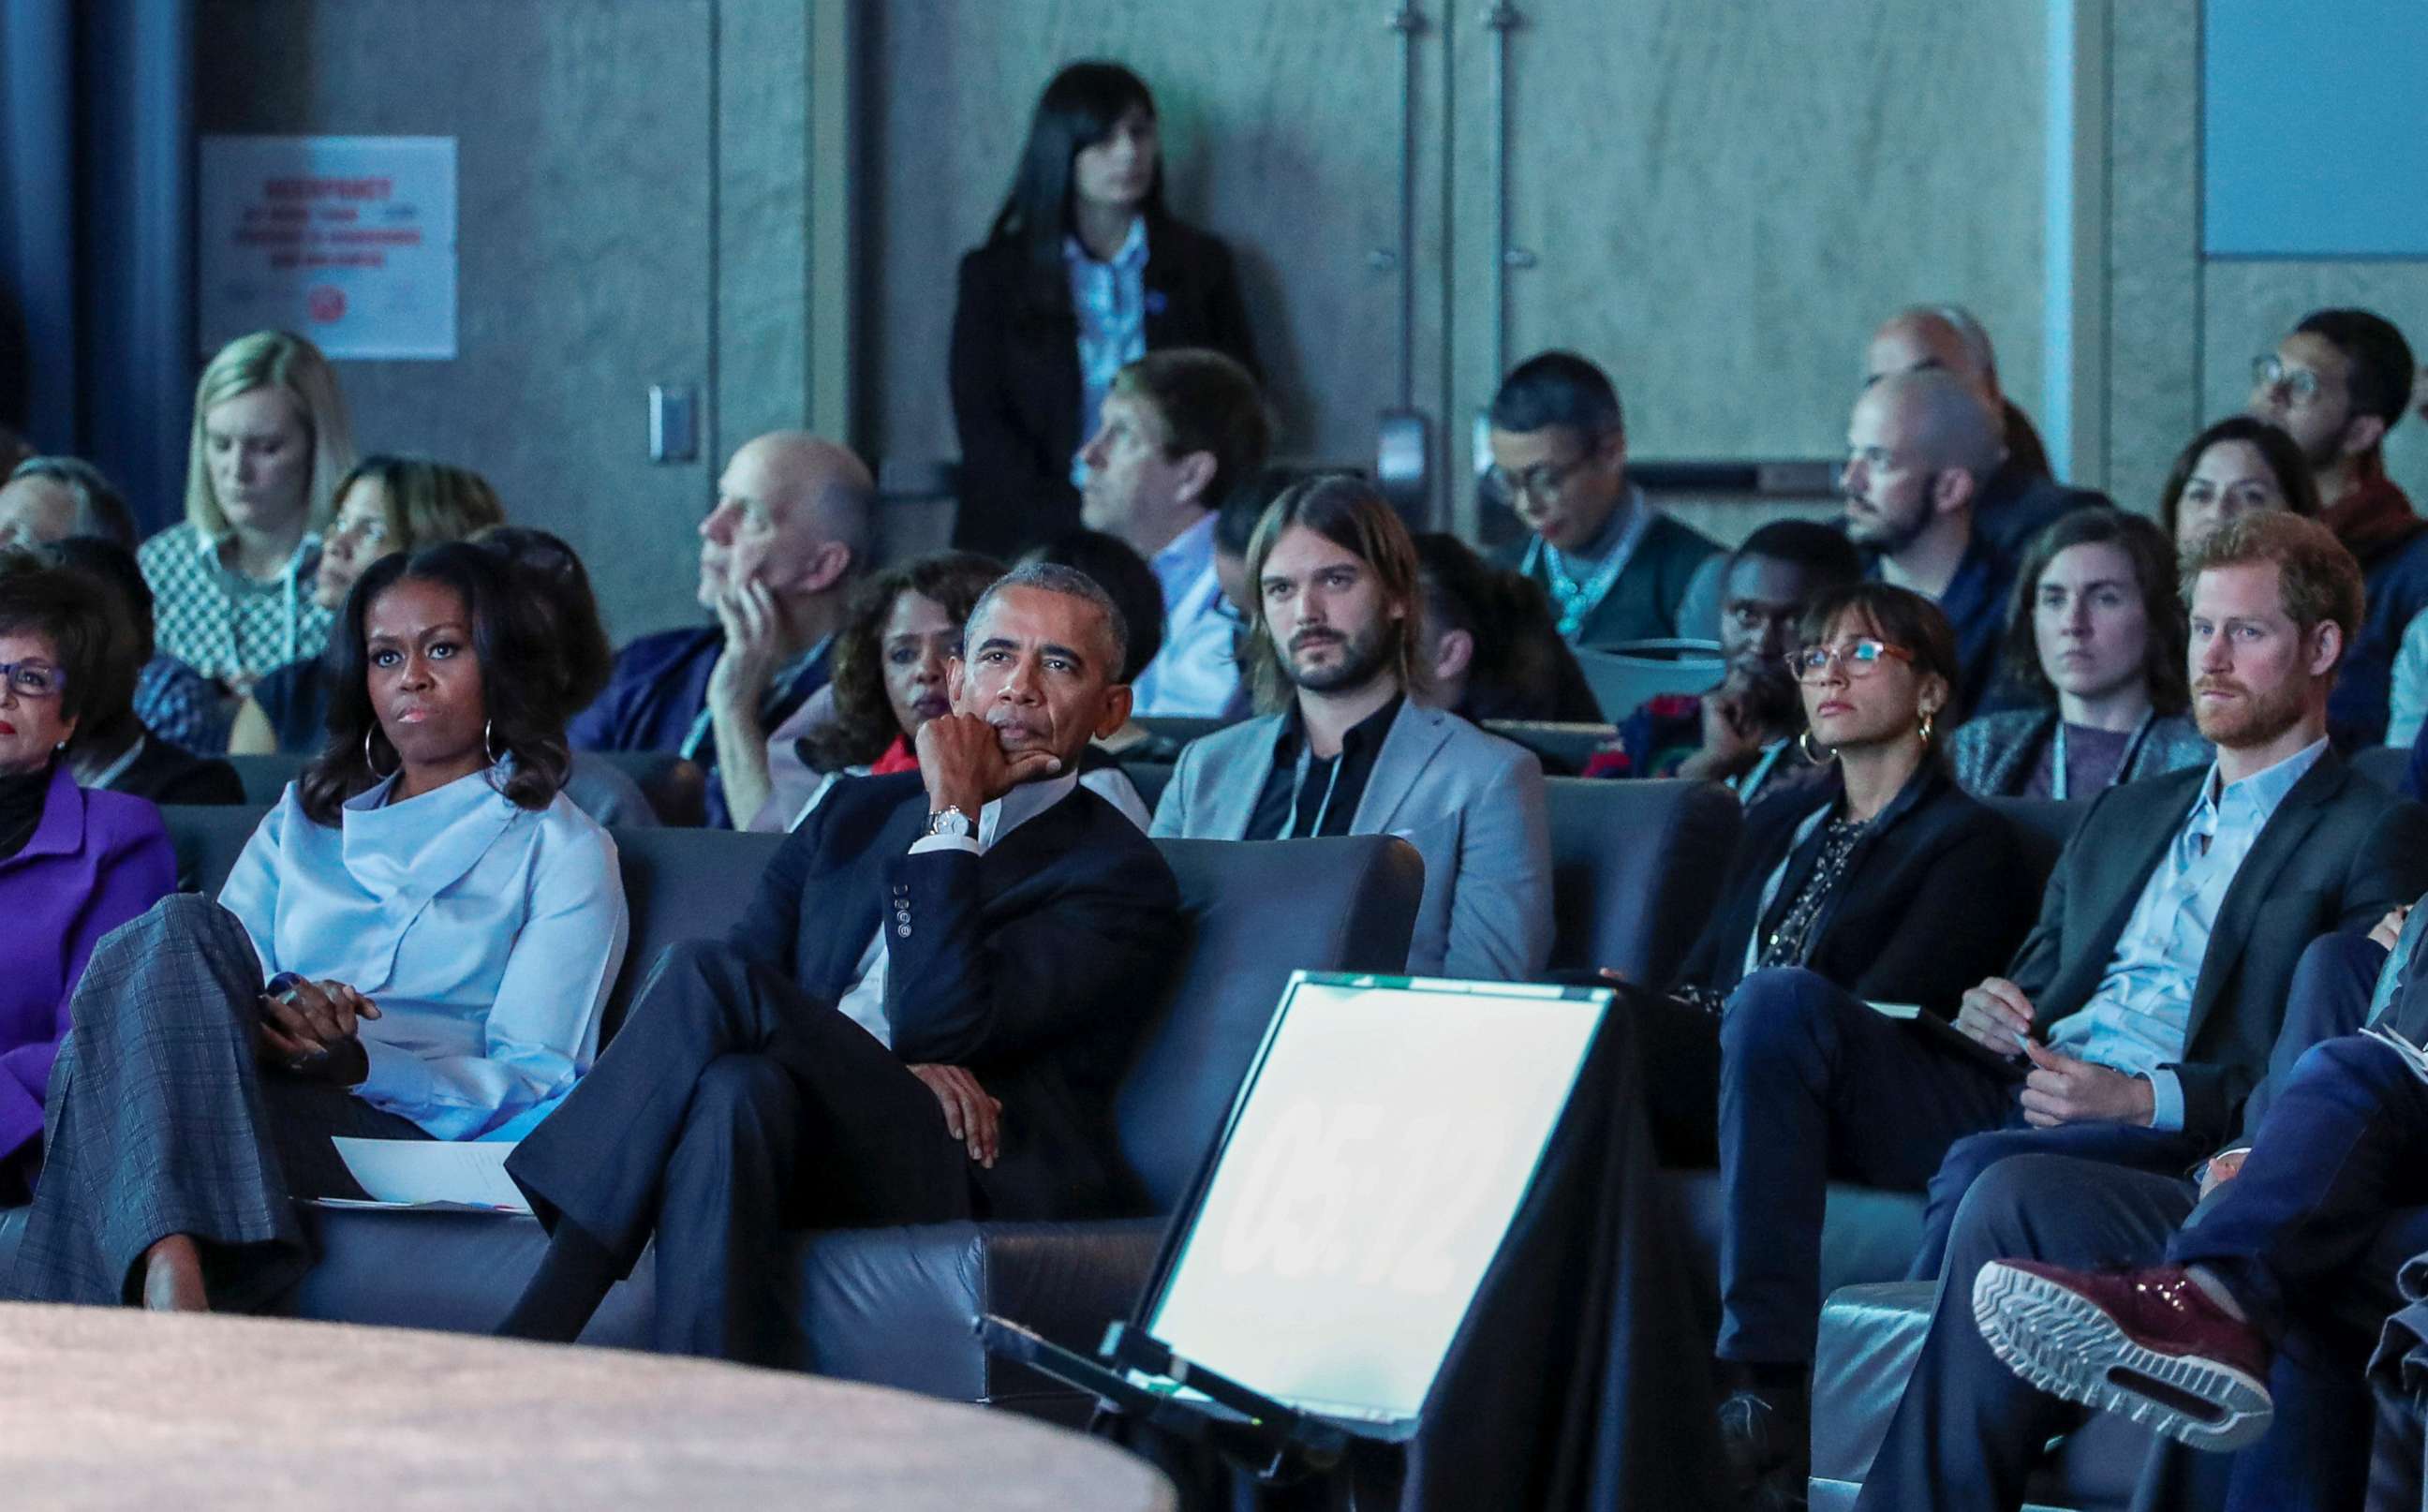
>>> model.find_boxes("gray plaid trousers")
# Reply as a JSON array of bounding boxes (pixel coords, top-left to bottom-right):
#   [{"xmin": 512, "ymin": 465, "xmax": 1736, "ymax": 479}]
[{"xmin": 7, "ymin": 893, "xmax": 422, "ymax": 1311}]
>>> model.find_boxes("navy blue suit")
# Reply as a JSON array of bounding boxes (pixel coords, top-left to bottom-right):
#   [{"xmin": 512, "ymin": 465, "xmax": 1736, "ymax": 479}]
[{"xmin": 506, "ymin": 773, "xmax": 1182, "ymax": 1361}]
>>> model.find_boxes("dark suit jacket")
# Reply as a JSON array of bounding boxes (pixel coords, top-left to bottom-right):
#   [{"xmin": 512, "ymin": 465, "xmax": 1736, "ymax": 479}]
[
  {"xmin": 2007, "ymin": 751, "xmax": 2428, "ymax": 1146},
  {"xmin": 1674, "ymin": 763, "xmax": 2035, "ymax": 1008},
  {"xmin": 948, "ymin": 215, "xmax": 1260, "ymax": 559},
  {"xmin": 1970, "ymin": 456, "xmax": 2108, "ymax": 560},
  {"xmin": 728, "ymin": 771, "xmax": 1183, "ymax": 1219}
]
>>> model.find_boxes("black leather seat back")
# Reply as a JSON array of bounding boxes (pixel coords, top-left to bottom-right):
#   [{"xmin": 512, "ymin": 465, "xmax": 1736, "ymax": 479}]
[
  {"xmin": 1978, "ymin": 795, "xmax": 2082, "ymax": 897},
  {"xmin": 161, "ymin": 803, "xmax": 272, "ymax": 895},
  {"xmin": 1117, "ymin": 836, "xmax": 1424, "ymax": 1212},
  {"xmin": 597, "ymin": 825, "xmax": 787, "ymax": 1038},
  {"xmin": 1544, "ymin": 777, "xmax": 1743, "ymax": 984}
]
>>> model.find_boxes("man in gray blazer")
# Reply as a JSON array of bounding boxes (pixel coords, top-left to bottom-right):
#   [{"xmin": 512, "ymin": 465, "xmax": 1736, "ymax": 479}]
[{"xmin": 1150, "ymin": 473, "xmax": 1551, "ymax": 981}]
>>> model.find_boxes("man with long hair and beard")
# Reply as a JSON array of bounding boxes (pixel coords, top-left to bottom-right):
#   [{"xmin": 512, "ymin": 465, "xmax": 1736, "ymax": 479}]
[{"xmin": 1149, "ymin": 472, "xmax": 1551, "ymax": 983}]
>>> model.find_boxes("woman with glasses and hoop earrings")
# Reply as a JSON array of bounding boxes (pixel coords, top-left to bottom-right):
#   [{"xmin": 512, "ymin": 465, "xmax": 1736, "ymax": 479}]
[
  {"xmin": 0, "ymin": 560, "xmax": 175, "ymax": 1206},
  {"xmin": 1585, "ymin": 580, "xmax": 2039, "ymax": 1501},
  {"xmin": 1596, "ymin": 584, "xmax": 2035, "ymax": 1152},
  {"xmin": 9, "ymin": 543, "xmax": 628, "ymax": 1315}
]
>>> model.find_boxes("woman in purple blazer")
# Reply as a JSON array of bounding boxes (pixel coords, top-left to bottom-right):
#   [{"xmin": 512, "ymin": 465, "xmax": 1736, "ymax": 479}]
[{"xmin": 0, "ymin": 560, "xmax": 178, "ymax": 1200}]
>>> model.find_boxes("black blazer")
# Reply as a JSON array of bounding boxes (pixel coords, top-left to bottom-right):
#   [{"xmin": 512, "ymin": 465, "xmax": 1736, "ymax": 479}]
[
  {"xmin": 1674, "ymin": 763, "xmax": 2035, "ymax": 1008},
  {"xmin": 947, "ymin": 215, "xmax": 1260, "ymax": 559},
  {"xmin": 726, "ymin": 771, "xmax": 1183, "ymax": 1219},
  {"xmin": 2009, "ymin": 751, "xmax": 2428, "ymax": 1146}
]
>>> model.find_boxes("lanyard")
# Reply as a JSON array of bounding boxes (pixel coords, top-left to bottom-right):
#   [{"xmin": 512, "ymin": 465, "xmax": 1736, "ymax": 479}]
[
  {"xmin": 1732, "ymin": 739, "xmax": 1791, "ymax": 801},
  {"xmin": 84, "ymin": 735, "xmax": 146, "ymax": 791},
  {"xmin": 2050, "ymin": 711, "xmax": 2157, "ymax": 801},
  {"xmin": 1279, "ymin": 740, "xmax": 1349, "ymax": 840}
]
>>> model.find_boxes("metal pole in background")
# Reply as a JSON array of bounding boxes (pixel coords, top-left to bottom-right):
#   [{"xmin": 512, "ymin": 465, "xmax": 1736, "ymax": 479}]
[
  {"xmin": 1375, "ymin": 5, "xmax": 1432, "ymax": 524},
  {"xmin": 1483, "ymin": 4, "xmax": 1532, "ymax": 383}
]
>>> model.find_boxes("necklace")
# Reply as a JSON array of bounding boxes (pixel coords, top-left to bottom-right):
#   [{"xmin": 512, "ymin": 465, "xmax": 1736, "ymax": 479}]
[{"xmin": 1520, "ymin": 507, "xmax": 1647, "ymax": 641}]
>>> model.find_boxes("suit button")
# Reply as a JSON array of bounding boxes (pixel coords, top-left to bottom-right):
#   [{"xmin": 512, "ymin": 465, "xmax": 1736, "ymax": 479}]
[{"xmin": 896, "ymin": 924, "xmax": 911, "ymax": 937}]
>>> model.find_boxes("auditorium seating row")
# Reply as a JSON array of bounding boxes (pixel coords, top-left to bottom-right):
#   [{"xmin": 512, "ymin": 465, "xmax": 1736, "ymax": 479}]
[
  {"xmin": 0, "ymin": 777, "xmax": 1745, "ymax": 1422},
  {"xmin": 6, "ymin": 763, "xmax": 2394, "ymax": 1503}
]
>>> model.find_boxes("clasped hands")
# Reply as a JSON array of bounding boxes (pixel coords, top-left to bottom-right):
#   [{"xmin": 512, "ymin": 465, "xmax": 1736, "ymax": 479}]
[
  {"xmin": 1954, "ymin": 977, "xmax": 2155, "ymax": 1128},
  {"xmin": 256, "ymin": 977, "xmax": 380, "ymax": 1086}
]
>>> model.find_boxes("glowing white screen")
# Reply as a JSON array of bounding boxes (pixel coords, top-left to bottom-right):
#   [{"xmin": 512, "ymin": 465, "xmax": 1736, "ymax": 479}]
[{"xmin": 1145, "ymin": 977, "xmax": 1605, "ymax": 1424}]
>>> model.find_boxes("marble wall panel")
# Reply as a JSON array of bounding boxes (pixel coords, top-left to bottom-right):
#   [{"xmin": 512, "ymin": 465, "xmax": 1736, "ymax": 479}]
[
  {"xmin": 196, "ymin": 0, "xmax": 719, "ymax": 642},
  {"xmin": 718, "ymin": 0, "xmax": 815, "ymax": 464},
  {"xmin": 1449, "ymin": 0, "xmax": 2050, "ymax": 494},
  {"xmin": 2099, "ymin": 0, "xmax": 2202, "ymax": 511}
]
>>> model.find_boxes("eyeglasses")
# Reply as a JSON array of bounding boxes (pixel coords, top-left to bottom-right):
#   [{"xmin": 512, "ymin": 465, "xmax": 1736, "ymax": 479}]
[
  {"xmin": 2250, "ymin": 355, "xmax": 2323, "ymax": 405},
  {"xmin": 0, "ymin": 660, "xmax": 66, "ymax": 699},
  {"xmin": 1787, "ymin": 638, "xmax": 1913, "ymax": 682},
  {"xmin": 1481, "ymin": 452, "xmax": 1594, "ymax": 510}
]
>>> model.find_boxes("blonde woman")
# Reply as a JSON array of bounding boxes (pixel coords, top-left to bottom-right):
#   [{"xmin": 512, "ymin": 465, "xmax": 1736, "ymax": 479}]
[
  {"xmin": 228, "ymin": 456, "xmax": 504, "ymax": 755},
  {"xmin": 137, "ymin": 331, "xmax": 355, "ymax": 697}
]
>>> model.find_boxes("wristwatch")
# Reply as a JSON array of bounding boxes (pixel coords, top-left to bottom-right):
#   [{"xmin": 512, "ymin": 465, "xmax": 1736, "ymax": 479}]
[{"xmin": 925, "ymin": 805, "xmax": 974, "ymax": 841}]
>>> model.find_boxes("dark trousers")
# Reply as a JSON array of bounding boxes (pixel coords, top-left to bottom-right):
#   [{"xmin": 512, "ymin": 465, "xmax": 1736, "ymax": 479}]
[
  {"xmin": 1856, "ymin": 1035, "xmax": 2428, "ymax": 1512},
  {"xmin": 1852, "ymin": 1154, "xmax": 2195, "ymax": 1512},
  {"xmin": 505, "ymin": 940, "xmax": 976, "ymax": 1363},
  {"xmin": 1715, "ymin": 967, "xmax": 2014, "ymax": 1363}
]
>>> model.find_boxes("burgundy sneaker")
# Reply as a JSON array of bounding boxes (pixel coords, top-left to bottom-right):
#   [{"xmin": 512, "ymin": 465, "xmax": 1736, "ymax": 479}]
[{"xmin": 1970, "ymin": 1260, "xmax": 2274, "ymax": 1452}]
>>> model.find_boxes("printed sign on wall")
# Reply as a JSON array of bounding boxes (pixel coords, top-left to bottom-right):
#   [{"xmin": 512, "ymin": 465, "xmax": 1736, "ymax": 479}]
[{"xmin": 199, "ymin": 135, "xmax": 458, "ymax": 359}]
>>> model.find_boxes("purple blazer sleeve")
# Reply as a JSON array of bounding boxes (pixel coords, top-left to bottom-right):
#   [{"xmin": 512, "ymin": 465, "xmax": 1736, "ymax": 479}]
[{"xmin": 0, "ymin": 802, "xmax": 177, "ymax": 1163}]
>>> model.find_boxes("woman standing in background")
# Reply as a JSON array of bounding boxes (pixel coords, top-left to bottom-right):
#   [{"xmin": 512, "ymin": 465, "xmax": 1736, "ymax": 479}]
[{"xmin": 950, "ymin": 61, "xmax": 1259, "ymax": 559}]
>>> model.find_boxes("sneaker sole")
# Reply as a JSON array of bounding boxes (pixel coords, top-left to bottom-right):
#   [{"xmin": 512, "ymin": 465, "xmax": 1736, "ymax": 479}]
[{"xmin": 1970, "ymin": 1262, "xmax": 2273, "ymax": 1453}]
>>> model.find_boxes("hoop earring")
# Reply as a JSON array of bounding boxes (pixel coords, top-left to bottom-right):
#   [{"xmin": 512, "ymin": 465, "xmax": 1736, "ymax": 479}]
[
  {"xmin": 483, "ymin": 719, "xmax": 503, "ymax": 765},
  {"xmin": 1918, "ymin": 707, "xmax": 1937, "ymax": 745},
  {"xmin": 364, "ymin": 727, "xmax": 395, "ymax": 778},
  {"xmin": 1798, "ymin": 728, "xmax": 1836, "ymax": 764}
]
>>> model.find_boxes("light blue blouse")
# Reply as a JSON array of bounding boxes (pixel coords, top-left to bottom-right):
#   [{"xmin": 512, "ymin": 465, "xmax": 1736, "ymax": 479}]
[{"xmin": 217, "ymin": 765, "xmax": 629, "ymax": 1141}]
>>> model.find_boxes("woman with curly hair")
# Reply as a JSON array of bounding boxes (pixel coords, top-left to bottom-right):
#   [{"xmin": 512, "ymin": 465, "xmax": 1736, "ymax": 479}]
[
  {"xmin": 9, "ymin": 542, "xmax": 628, "ymax": 1313},
  {"xmin": 748, "ymin": 552, "xmax": 1008, "ymax": 831}
]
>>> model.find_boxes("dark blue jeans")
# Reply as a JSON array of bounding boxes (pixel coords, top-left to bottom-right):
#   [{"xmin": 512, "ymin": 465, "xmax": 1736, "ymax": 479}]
[{"xmin": 1715, "ymin": 967, "xmax": 2013, "ymax": 1364}]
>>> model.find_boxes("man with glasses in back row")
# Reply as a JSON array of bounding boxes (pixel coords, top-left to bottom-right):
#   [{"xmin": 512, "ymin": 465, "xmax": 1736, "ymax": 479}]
[
  {"xmin": 1486, "ymin": 350, "xmax": 1724, "ymax": 646},
  {"xmin": 1708, "ymin": 511, "xmax": 2428, "ymax": 1501},
  {"xmin": 2249, "ymin": 307, "xmax": 2428, "ymax": 747}
]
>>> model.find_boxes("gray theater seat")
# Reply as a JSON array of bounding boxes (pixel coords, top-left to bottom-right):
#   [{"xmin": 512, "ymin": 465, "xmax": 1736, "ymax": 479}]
[
  {"xmin": 225, "ymin": 753, "xmax": 306, "ymax": 808},
  {"xmin": 0, "ymin": 821, "xmax": 1424, "ymax": 1425},
  {"xmin": 1545, "ymin": 777, "xmax": 1742, "ymax": 984}
]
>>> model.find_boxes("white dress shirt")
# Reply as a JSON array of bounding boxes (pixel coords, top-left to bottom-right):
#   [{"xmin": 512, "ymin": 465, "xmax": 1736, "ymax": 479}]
[
  {"xmin": 1130, "ymin": 512, "xmax": 1241, "ymax": 718},
  {"xmin": 218, "ymin": 765, "xmax": 629, "ymax": 1141},
  {"xmin": 830, "ymin": 772, "xmax": 1080, "ymax": 1047}
]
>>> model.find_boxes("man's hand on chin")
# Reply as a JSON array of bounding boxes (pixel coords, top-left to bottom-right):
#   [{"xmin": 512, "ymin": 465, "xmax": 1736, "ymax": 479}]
[{"xmin": 915, "ymin": 712, "xmax": 1063, "ymax": 817}]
